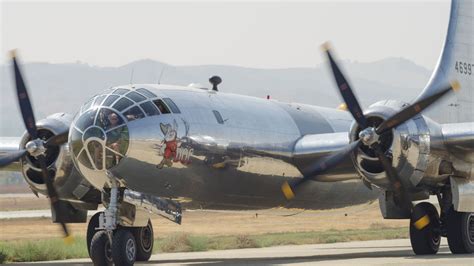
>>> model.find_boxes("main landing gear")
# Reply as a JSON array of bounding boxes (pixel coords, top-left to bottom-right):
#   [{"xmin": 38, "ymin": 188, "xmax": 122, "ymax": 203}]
[
  {"xmin": 409, "ymin": 202, "xmax": 441, "ymax": 254},
  {"xmin": 409, "ymin": 193, "xmax": 474, "ymax": 255}
]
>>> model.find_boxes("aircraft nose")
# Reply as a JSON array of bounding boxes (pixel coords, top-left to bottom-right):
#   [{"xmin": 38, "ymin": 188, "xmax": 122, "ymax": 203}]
[{"xmin": 70, "ymin": 107, "xmax": 130, "ymax": 171}]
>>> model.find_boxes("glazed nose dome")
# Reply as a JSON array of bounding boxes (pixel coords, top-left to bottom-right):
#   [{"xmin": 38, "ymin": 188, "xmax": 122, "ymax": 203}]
[
  {"xmin": 70, "ymin": 103, "xmax": 130, "ymax": 171},
  {"xmin": 69, "ymin": 87, "xmax": 159, "ymax": 172}
]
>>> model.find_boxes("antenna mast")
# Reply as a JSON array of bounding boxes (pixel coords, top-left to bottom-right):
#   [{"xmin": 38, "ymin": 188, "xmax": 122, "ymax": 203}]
[
  {"xmin": 129, "ymin": 68, "xmax": 135, "ymax": 85},
  {"xmin": 158, "ymin": 66, "xmax": 166, "ymax": 84}
]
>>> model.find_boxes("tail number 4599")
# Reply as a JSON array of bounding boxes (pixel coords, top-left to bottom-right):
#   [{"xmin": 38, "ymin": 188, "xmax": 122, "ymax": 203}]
[{"xmin": 455, "ymin": 61, "xmax": 472, "ymax": 75}]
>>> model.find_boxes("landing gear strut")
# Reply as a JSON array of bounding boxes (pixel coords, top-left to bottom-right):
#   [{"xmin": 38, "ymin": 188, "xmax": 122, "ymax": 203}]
[{"xmin": 88, "ymin": 174, "xmax": 137, "ymax": 266}]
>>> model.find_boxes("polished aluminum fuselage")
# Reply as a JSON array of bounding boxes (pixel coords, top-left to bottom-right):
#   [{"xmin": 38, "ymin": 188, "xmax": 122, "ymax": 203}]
[{"xmin": 90, "ymin": 85, "xmax": 375, "ymax": 209}]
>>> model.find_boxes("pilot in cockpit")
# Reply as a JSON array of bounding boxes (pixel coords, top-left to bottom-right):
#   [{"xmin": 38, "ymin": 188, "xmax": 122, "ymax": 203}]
[{"xmin": 106, "ymin": 113, "xmax": 128, "ymax": 166}]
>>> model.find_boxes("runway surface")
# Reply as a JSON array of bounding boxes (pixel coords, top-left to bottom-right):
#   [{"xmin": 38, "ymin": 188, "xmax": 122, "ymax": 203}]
[
  {"xmin": 0, "ymin": 209, "xmax": 103, "ymax": 219},
  {"xmin": 33, "ymin": 238, "xmax": 472, "ymax": 265}
]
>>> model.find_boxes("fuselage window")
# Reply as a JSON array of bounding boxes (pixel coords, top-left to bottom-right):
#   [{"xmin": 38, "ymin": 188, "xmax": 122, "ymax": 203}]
[
  {"xmin": 162, "ymin": 98, "xmax": 181, "ymax": 114},
  {"xmin": 126, "ymin": 91, "xmax": 147, "ymax": 103},
  {"xmin": 113, "ymin": 97, "xmax": 134, "ymax": 112},
  {"xmin": 137, "ymin": 88, "xmax": 157, "ymax": 98},
  {"xmin": 153, "ymin": 99, "xmax": 171, "ymax": 114},
  {"xmin": 213, "ymin": 110, "xmax": 224, "ymax": 124},
  {"xmin": 140, "ymin": 101, "xmax": 160, "ymax": 116},
  {"xmin": 123, "ymin": 106, "xmax": 145, "ymax": 121}
]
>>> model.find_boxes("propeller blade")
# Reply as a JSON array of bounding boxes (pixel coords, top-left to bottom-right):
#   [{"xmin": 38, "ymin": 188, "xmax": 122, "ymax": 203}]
[
  {"xmin": 372, "ymin": 144, "xmax": 413, "ymax": 210},
  {"xmin": 0, "ymin": 150, "xmax": 27, "ymax": 167},
  {"xmin": 45, "ymin": 130, "xmax": 69, "ymax": 147},
  {"xmin": 282, "ymin": 139, "xmax": 361, "ymax": 200},
  {"xmin": 376, "ymin": 81, "xmax": 459, "ymax": 135},
  {"xmin": 11, "ymin": 50, "xmax": 38, "ymax": 139},
  {"xmin": 37, "ymin": 154, "xmax": 71, "ymax": 240},
  {"xmin": 322, "ymin": 43, "xmax": 368, "ymax": 129},
  {"xmin": 11, "ymin": 51, "xmax": 73, "ymax": 242}
]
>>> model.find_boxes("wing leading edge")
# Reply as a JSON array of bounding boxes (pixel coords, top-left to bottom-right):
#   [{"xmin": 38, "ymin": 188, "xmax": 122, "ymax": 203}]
[{"xmin": 0, "ymin": 137, "xmax": 22, "ymax": 172}]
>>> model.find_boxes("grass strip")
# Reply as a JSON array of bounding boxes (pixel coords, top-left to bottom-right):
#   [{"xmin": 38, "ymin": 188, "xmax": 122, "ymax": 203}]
[{"xmin": 0, "ymin": 227, "xmax": 407, "ymax": 263}]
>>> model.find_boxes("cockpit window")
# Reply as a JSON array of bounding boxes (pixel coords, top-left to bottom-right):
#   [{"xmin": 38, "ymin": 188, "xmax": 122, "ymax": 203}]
[
  {"xmin": 96, "ymin": 109, "xmax": 124, "ymax": 130},
  {"xmin": 83, "ymin": 127, "xmax": 106, "ymax": 140},
  {"xmin": 113, "ymin": 88, "xmax": 129, "ymax": 95},
  {"xmin": 81, "ymin": 98, "xmax": 94, "ymax": 114},
  {"xmin": 126, "ymin": 91, "xmax": 147, "ymax": 103},
  {"xmin": 106, "ymin": 149, "xmax": 123, "ymax": 169},
  {"xmin": 76, "ymin": 109, "xmax": 97, "ymax": 131},
  {"xmin": 78, "ymin": 150, "xmax": 94, "ymax": 169},
  {"xmin": 162, "ymin": 98, "xmax": 181, "ymax": 113},
  {"xmin": 87, "ymin": 141, "xmax": 103, "ymax": 170},
  {"xmin": 153, "ymin": 99, "xmax": 171, "ymax": 114},
  {"xmin": 123, "ymin": 106, "xmax": 145, "ymax": 121},
  {"xmin": 92, "ymin": 95, "xmax": 107, "ymax": 108},
  {"xmin": 113, "ymin": 97, "xmax": 134, "ymax": 111},
  {"xmin": 103, "ymin": 95, "xmax": 120, "ymax": 106},
  {"xmin": 70, "ymin": 128, "xmax": 83, "ymax": 157},
  {"xmin": 72, "ymin": 86, "xmax": 182, "ymax": 173},
  {"xmin": 106, "ymin": 126, "xmax": 129, "ymax": 155},
  {"xmin": 137, "ymin": 88, "xmax": 157, "ymax": 98},
  {"xmin": 140, "ymin": 102, "xmax": 160, "ymax": 116}
]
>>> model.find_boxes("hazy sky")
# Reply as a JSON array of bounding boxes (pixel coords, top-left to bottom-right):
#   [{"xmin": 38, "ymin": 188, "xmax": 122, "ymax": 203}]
[{"xmin": 1, "ymin": 0, "xmax": 450, "ymax": 69}]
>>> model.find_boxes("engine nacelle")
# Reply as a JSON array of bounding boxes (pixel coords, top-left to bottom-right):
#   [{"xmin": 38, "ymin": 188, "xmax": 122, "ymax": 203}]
[
  {"xmin": 19, "ymin": 113, "xmax": 100, "ymax": 207},
  {"xmin": 350, "ymin": 100, "xmax": 446, "ymax": 193}
]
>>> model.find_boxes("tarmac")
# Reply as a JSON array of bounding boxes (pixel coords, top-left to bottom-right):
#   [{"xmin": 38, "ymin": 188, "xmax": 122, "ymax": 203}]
[{"xmin": 28, "ymin": 238, "xmax": 473, "ymax": 265}]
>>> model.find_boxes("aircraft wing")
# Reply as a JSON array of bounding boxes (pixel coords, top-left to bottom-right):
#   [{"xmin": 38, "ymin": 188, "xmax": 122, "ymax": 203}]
[
  {"xmin": 0, "ymin": 137, "xmax": 22, "ymax": 172},
  {"xmin": 293, "ymin": 131, "xmax": 359, "ymax": 182},
  {"xmin": 441, "ymin": 122, "xmax": 474, "ymax": 163}
]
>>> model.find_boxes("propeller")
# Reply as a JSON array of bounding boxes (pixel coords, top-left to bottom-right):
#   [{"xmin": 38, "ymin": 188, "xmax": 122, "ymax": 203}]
[
  {"xmin": 282, "ymin": 139, "xmax": 361, "ymax": 200},
  {"xmin": 0, "ymin": 149, "xmax": 27, "ymax": 167},
  {"xmin": 282, "ymin": 42, "xmax": 459, "ymax": 221},
  {"xmin": 1, "ymin": 50, "xmax": 73, "ymax": 243}
]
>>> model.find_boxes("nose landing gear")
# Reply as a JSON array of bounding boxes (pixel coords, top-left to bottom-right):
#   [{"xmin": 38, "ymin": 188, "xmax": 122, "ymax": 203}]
[
  {"xmin": 89, "ymin": 219, "xmax": 154, "ymax": 266},
  {"xmin": 87, "ymin": 173, "xmax": 155, "ymax": 265},
  {"xmin": 132, "ymin": 220, "xmax": 154, "ymax": 262}
]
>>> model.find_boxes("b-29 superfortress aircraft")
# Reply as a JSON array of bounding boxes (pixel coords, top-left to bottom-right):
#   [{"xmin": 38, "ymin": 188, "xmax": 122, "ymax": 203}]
[{"xmin": 0, "ymin": 0, "xmax": 472, "ymax": 265}]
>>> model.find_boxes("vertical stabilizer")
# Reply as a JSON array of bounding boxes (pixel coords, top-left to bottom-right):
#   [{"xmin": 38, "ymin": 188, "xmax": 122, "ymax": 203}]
[{"xmin": 419, "ymin": 0, "xmax": 473, "ymax": 123}]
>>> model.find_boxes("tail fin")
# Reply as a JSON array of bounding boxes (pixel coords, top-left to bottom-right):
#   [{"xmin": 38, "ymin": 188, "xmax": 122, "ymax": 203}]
[{"xmin": 418, "ymin": 0, "xmax": 473, "ymax": 123}]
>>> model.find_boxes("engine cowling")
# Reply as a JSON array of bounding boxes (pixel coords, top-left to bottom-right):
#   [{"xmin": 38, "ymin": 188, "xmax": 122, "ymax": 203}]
[
  {"xmin": 19, "ymin": 113, "xmax": 100, "ymax": 206},
  {"xmin": 350, "ymin": 100, "xmax": 446, "ymax": 192}
]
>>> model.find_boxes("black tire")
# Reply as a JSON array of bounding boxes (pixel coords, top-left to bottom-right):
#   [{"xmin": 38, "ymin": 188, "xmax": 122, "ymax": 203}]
[
  {"xmin": 87, "ymin": 212, "xmax": 103, "ymax": 257},
  {"xmin": 132, "ymin": 220, "xmax": 154, "ymax": 261},
  {"xmin": 90, "ymin": 231, "xmax": 113, "ymax": 266},
  {"xmin": 447, "ymin": 208, "xmax": 474, "ymax": 254},
  {"xmin": 112, "ymin": 228, "xmax": 136, "ymax": 266},
  {"xmin": 409, "ymin": 202, "xmax": 441, "ymax": 255}
]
